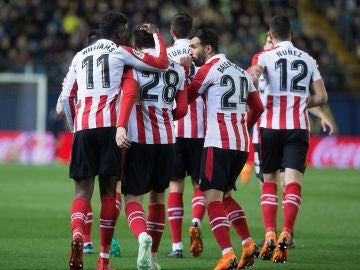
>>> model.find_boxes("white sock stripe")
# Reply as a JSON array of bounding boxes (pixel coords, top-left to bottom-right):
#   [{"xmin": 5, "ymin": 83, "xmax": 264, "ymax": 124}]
[
  {"xmin": 86, "ymin": 212, "xmax": 93, "ymax": 217},
  {"xmin": 128, "ymin": 216, "xmax": 146, "ymax": 227},
  {"xmin": 167, "ymin": 207, "xmax": 184, "ymax": 211},
  {"xmin": 283, "ymin": 200, "xmax": 301, "ymax": 208},
  {"xmin": 211, "ymin": 223, "xmax": 230, "ymax": 231},
  {"xmin": 85, "ymin": 220, "xmax": 93, "ymax": 224},
  {"xmin": 147, "ymin": 221, "xmax": 165, "ymax": 226},
  {"xmin": 192, "ymin": 196, "xmax": 204, "ymax": 202},
  {"xmin": 226, "ymin": 210, "xmax": 244, "ymax": 217},
  {"xmin": 100, "ymin": 252, "xmax": 110, "ymax": 259},
  {"xmin": 128, "ymin": 211, "xmax": 146, "ymax": 220},
  {"xmin": 100, "ymin": 219, "xmax": 116, "ymax": 222},
  {"xmin": 228, "ymin": 216, "xmax": 246, "ymax": 223},
  {"xmin": 285, "ymin": 194, "xmax": 302, "ymax": 201},
  {"xmin": 210, "ymin": 216, "xmax": 228, "ymax": 225},
  {"xmin": 71, "ymin": 212, "xmax": 86, "ymax": 219},
  {"xmin": 100, "ymin": 225, "xmax": 115, "ymax": 228},
  {"xmin": 261, "ymin": 201, "xmax": 279, "ymax": 206},
  {"xmin": 261, "ymin": 194, "xmax": 278, "ymax": 199},
  {"xmin": 192, "ymin": 202, "xmax": 205, "ymax": 207},
  {"xmin": 168, "ymin": 216, "xmax": 183, "ymax": 220}
]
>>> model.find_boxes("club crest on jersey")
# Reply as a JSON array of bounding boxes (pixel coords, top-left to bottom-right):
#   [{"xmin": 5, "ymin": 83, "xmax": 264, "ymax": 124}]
[{"xmin": 133, "ymin": 49, "xmax": 145, "ymax": 59}]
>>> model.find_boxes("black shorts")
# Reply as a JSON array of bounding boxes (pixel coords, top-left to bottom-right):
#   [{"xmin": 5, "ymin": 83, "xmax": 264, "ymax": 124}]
[
  {"xmin": 253, "ymin": 143, "xmax": 264, "ymax": 182},
  {"xmin": 199, "ymin": 147, "xmax": 249, "ymax": 192},
  {"xmin": 172, "ymin": 138, "xmax": 204, "ymax": 180},
  {"xmin": 122, "ymin": 142, "xmax": 176, "ymax": 196},
  {"xmin": 70, "ymin": 127, "xmax": 121, "ymax": 179},
  {"xmin": 260, "ymin": 128, "xmax": 309, "ymax": 174}
]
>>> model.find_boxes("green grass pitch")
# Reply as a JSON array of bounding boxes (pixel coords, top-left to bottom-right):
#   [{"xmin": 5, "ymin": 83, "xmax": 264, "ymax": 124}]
[{"xmin": 0, "ymin": 164, "xmax": 359, "ymax": 269}]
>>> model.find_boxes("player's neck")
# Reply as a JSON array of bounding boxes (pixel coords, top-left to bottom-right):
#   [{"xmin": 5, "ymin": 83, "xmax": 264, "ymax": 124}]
[{"xmin": 272, "ymin": 38, "xmax": 290, "ymax": 46}]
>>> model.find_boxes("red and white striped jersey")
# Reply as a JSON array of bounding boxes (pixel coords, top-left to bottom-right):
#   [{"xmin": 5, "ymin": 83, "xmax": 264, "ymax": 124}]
[
  {"xmin": 61, "ymin": 34, "xmax": 168, "ymax": 132},
  {"xmin": 255, "ymin": 41, "xmax": 322, "ymax": 130},
  {"xmin": 127, "ymin": 54, "xmax": 185, "ymax": 144},
  {"xmin": 167, "ymin": 39, "xmax": 205, "ymax": 138},
  {"xmin": 188, "ymin": 54, "xmax": 257, "ymax": 151}
]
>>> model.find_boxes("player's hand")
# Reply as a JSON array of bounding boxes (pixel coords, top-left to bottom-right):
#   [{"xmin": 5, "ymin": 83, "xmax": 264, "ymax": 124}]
[
  {"xmin": 116, "ymin": 127, "xmax": 131, "ymax": 149},
  {"xmin": 180, "ymin": 55, "xmax": 192, "ymax": 67},
  {"xmin": 56, "ymin": 100, "xmax": 65, "ymax": 116},
  {"xmin": 140, "ymin": 23, "xmax": 159, "ymax": 34},
  {"xmin": 320, "ymin": 117, "xmax": 334, "ymax": 135}
]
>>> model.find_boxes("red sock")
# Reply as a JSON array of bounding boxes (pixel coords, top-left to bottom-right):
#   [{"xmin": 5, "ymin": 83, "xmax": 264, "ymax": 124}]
[
  {"xmin": 207, "ymin": 201, "xmax": 232, "ymax": 250},
  {"xmin": 147, "ymin": 204, "xmax": 165, "ymax": 252},
  {"xmin": 71, "ymin": 197, "xmax": 90, "ymax": 238},
  {"xmin": 83, "ymin": 204, "xmax": 93, "ymax": 244},
  {"xmin": 223, "ymin": 196, "xmax": 250, "ymax": 240},
  {"xmin": 282, "ymin": 182, "xmax": 302, "ymax": 233},
  {"xmin": 192, "ymin": 187, "xmax": 206, "ymax": 222},
  {"xmin": 100, "ymin": 196, "xmax": 116, "ymax": 256},
  {"xmin": 115, "ymin": 191, "xmax": 122, "ymax": 221},
  {"xmin": 167, "ymin": 192, "xmax": 183, "ymax": 244},
  {"xmin": 261, "ymin": 182, "xmax": 278, "ymax": 233},
  {"xmin": 125, "ymin": 201, "xmax": 147, "ymax": 239}
]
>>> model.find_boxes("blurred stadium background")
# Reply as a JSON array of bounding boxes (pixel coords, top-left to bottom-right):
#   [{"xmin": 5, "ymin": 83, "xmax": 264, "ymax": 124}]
[
  {"xmin": 0, "ymin": 0, "xmax": 359, "ymax": 166},
  {"xmin": 0, "ymin": 1, "xmax": 359, "ymax": 270}
]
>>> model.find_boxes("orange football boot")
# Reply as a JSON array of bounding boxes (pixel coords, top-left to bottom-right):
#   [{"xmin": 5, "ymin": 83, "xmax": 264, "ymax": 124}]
[
  {"xmin": 272, "ymin": 231, "xmax": 291, "ymax": 263},
  {"xmin": 259, "ymin": 232, "xmax": 276, "ymax": 260},
  {"xmin": 237, "ymin": 240, "xmax": 259, "ymax": 269}
]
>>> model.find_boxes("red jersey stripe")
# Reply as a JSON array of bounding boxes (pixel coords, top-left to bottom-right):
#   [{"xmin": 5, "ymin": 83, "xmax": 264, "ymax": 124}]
[
  {"xmin": 217, "ymin": 113, "xmax": 229, "ymax": 149},
  {"xmin": 279, "ymin": 95, "xmax": 287, "ymax": 129},
  {"xmin": 136, "ymin": 105, "xmax": 146, "ymax": 143},
  {"xmin": 96, "ymin": 95, "xmax": 107, "ymax": 127},
  {"xmin": 190, "ymin": 101, "xmax": 198, "ymax": 138},
  {"xmin": 109, "ymin": 94, "xmax": 118, "ymax": 127},
  {"xmin": 69, "ymin": 81, "xmax": 78, "ymax": 120},
  {"xmin": 82, "ymin": 96, "xmax": 92, "ymax": 130},
  {"xmin": 240, "ymin": 113, "xmax": 249, "ymax": 151},
  {"xmin": 266, "ymin": 96, "xmax": 273, "ymax": 129},
  {"xmin": 74, "ymin": 99, "xmax": 81, "ymax": 131},
  {"xmin": 231, "ymin": 113, "xmax": 240, "ymax": 150},
  {"xmin": 162, "ymin": 108, "xmax": 173, "ymax": 143},
  {"xmin": 149, "ymin": 106, "xmax": 161, "ymax": 144},
  {"xmin": 178, "ymin": 117, "xmax": 184, "ymax": 137},
  {"xmin": 293, "ymin": 96, "xmax": 301, "ymax": 128}
]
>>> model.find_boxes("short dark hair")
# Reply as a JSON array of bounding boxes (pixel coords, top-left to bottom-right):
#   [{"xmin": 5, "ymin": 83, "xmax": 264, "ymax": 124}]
[
  {"xmin": 269, "ymin": 15, "xmax": 292, "ymax": 40},
  {"xmin": 87, "ymin": 29, "xmax": 100, "ymax": 45},
  {"xmin": 192, "ymin": 28, "xmax": 219, "ymax": 53},
  {"xmin": 99, "ymin": 12, "xmax": 128, "ymax": 39},
  {"xmin": 132, "ymin": 26, "xmax": 155, "ymax": 49},
  {"xmin": 171, "ymin": 13, "xmax": 193, "ymax": 39}
]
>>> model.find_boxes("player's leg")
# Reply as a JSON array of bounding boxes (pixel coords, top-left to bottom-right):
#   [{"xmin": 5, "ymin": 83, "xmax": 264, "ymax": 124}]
[
  {"xmin": 273, "ymin": 129, "xmax": 308, "ymax": 263},
  {"xmin": 200, "ymin": 147, "xmax": 238, "ymax": 270},
  {"xmin": 223, "ymin": 151, "xmax": 259, "ymax": 269},
  {"xmin": 259, "ymin": 128, "xmax": 282, "ymax": 260},
  {"xmin": 167, "ymin": 138, "xmax": 186, "ymax": 258},
  {"xmin": 123, "ymin": 142, "xmax": 154, "ymax": 269},
  {"xmin": 96, "ymin": 127, "xmax": 122, "ymax": 270},
  {"xmin": 110, "ymin": 181, "xmax": 122, "ymax": 257},
  {"xmin": 188, "ymin": 138, "xmax": 205, "ymax": 257},
  {"xmin": 70, "ymin": 178, "xmax": 95, "ymax": 270},
  {"xmin": 147, "ymin": 143, "xmax": 175, "ymax": 269},
  {"xmin": 68, "ymin": 129, "xmax": 97, "ymax": 270},
  {"xmin": 83, "ymin": 203, "xmax": 94, "ymax": 254}
]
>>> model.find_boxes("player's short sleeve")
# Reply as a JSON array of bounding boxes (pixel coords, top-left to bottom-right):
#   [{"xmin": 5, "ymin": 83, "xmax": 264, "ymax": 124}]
[
  {"xmin": 311, "ymin": 58, "xmax": 322, "ymax": 81},
  {"xmin": 257, "ymin": 52, "xmax": 266, "ymax": 68}
]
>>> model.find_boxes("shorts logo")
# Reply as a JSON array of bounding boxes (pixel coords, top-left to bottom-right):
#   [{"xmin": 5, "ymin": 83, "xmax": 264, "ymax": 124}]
[{"xmin": 132, "ymin": 49, "xmax": 145, "ymax": 59}]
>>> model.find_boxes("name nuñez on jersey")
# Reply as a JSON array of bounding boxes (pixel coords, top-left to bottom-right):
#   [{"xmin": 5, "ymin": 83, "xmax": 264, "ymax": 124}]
[
  {"xmin": 82, "ymin": 42, "xmax": 115, "ymax": 55},
  {"xmin": 276, "ymin": 49, "xmax": 302, "ymax": 58}
]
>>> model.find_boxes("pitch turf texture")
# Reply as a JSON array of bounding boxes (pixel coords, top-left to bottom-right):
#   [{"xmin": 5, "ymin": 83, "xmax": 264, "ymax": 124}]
[{"xmin": 0, "ymin": 164, "xmax": 359, "ymax": 270}]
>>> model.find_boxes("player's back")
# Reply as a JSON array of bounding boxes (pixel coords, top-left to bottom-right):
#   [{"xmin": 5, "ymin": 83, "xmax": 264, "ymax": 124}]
[
  {"xmin": 128, "ymin": 57, "xmax": 185, "ymax": 144},
  {"xmin": 197, "ymin": 54, "xmax": 256, "ymax": 151},
  {"xmin": 257, "ymin": 41, "xmax": 321, "ymax": 130}
]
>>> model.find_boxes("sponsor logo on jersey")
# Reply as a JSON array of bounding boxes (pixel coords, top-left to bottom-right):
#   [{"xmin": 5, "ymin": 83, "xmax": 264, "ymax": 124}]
[{"xmin": 133, "ymin": 49, "xmax": 145, "ymax": 59}]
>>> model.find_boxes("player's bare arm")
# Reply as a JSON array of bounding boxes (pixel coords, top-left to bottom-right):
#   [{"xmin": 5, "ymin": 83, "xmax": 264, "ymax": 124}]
[
  {"xmin": 250, "ymin": 64, "xmax": 263, "ymax": 88},
  {"xmin": 308, "ymin": 106, "xmax": 334, "ymax": 134},
  {"xmin": 308, "ymin": 79, "xmax": 328, "ymax": 108}
]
